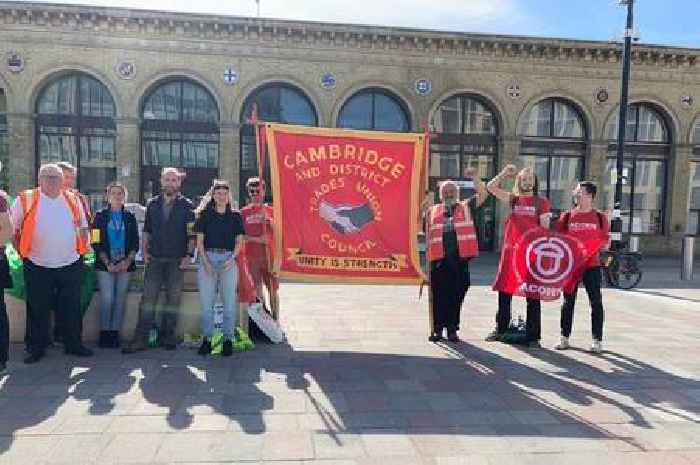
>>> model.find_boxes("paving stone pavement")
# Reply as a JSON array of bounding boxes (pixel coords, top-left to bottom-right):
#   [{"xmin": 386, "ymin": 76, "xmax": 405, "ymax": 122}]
[{"xmin": 1, "ymin": 256, "xmax": 699, "ymax": 465}]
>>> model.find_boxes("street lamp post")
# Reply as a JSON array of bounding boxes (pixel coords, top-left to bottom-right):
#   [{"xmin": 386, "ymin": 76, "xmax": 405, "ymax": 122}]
[{"xmin": 611, "ymin": 0, "xmax": 635, "ymax": 250}]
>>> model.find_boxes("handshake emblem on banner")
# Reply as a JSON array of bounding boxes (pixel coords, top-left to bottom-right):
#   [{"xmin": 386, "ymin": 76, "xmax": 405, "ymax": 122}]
[{"xmin": 318, "ymin": 200, "xmax": 375, "ymax": 235}]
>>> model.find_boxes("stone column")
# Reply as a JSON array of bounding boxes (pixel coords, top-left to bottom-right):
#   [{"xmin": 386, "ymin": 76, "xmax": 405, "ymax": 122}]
[
  {"xmin": 500, "ymin": 136, "xmax": 521, "ymax": 168},
  {"xmin": 219, "ymin": 120, "xmax": 239, "ymax": 205},
  {"xmin": 668, "ymin": 145, "xmax": 692, "ymax": 237},
  {"xmin": 587, "ymin": 141, "xmax": 608, "ymax": 187},
  {"xmin": 115, "ymin": 118, "xmax": 141, "ymax": 201},
  {"xmin": 493, "ymin": 137, "xmax": 522, "ymax": 249},
  {"xmin": 6, "ymin": 113, "xmax": 34, "ymax": 194}
]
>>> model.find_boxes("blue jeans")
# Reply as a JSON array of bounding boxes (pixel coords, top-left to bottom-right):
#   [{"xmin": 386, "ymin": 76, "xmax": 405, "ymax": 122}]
[
  {"xmin": 96, "ymin": 271, "xmax": 130, "ymax": 331},
  {"xmin": 197, "ymin": 251, "xmax": 238, "ymax": 339}
]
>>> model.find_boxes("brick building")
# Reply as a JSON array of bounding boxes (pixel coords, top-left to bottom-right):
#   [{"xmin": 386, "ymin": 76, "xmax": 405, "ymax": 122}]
[{"xmin": 1, "ymin": 1, "xmax": 699, "ymax": 255}]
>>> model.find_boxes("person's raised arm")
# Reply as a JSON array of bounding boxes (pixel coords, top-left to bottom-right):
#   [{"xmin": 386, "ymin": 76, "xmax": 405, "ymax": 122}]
[
  {"xmin": 538, "ymin": 198, "xmax": 552, "ymax": 229},
  {"xmin": 464, "ymin": 168, "xmax": 489, "ymax": 208},
  {"xmin": 486, "ymin": 164, "xmax": 517, "ymax": 203}
]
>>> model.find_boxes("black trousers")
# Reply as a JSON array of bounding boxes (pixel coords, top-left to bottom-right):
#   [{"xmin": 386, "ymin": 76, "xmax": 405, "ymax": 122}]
[
  {"xmin": 561, "ymin": 267, "xmax": 604, "ymax": 340},
  {"xmin": 24, "ymin": 289, "xmax": 74, "ymax": 346},
  {"xmin": 0, "ymin": 291, "xmax": 7, "ymax": 364},
  {"xmin": 24, "ymin": 259, "xmax": 84, "ymax": 354},
  {"xmin": 430, "ymin": 258, "xmax": 470, "ymax": 333},
  {"xmin": 497, "ymin": 292, "xmax": 541, "ymax": 342}
]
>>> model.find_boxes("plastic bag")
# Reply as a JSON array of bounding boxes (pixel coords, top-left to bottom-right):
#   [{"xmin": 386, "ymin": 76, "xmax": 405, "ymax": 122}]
[
  {"xmin": 5, "ymin": 244, "xmax": 97, "ymax": 315},
  {"xmin": 248, "ymin": 301, "xmax": 285, "ymax": 344},
  {"xmin": 500, "ymin": 316, "xmax": 529, "ymax": 345}
]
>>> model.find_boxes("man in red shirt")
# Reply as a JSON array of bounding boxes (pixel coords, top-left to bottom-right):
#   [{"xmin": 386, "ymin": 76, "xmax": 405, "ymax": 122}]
[
  {"xmin": 240, "ymin": 177, "xmax": 277, "ymax": 317},
  {"xmin": 485, "ymin": 165, "xmax": 552, "ymax": 348},
  {"xmin": 554, "ymin": 181, "xmax": 610, "ymax": 353}
]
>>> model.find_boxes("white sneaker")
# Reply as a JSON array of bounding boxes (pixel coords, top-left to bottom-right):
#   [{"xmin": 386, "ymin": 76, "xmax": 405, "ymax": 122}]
[
  {"xmin": 590, "ymin": 340, "xmax": 603, "ymax": 353},
  {"xmin": 554, "ymin": 336, "xmax": 570, "ymax": 350}
]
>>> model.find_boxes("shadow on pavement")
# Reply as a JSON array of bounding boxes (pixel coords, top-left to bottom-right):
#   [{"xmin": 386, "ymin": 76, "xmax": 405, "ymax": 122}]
[{"xmin": 1, "ymin": 339, "xmax": 698, "ymax": 456}]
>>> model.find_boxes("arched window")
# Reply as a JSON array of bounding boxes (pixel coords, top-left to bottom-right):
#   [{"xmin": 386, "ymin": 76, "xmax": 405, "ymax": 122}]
[
  {"xmin": 0, "ymin": 89, "xmax": 8, "ymax": 190},
  {"xmin": 688, "ymin": 118, "xmax": 700, "ymax": 236},
  {"xmin": 239, "ymin": 83, "xmax": 318, "ymax": 201},
  {"xmin": 518, "ymin": 98, "xmax": 587, "ymax": 218},
  {"xmin": 141, "ymin": 79, "xmax": 219, "ymax": 201},
  {"xmin": 602, "ymin": 103, "xmax": 670, "ymax": 235},
  {"xmin": 337, "ymin": 88, "xmax": 410, "ymax": 132},
  {"xmin": 36, "ymin": 73, "xmax": 116, "ymax": 212},
  {"xmin": 430, "ymin": 94, "xmax": 499, "ymax": 250}
]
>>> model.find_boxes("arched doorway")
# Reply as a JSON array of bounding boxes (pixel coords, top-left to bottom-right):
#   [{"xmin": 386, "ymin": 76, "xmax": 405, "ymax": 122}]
[
  {"xmin": 140, "ymin": 78, "xmax": 220, "ymax": 202},
  {"xmin": 430, "ymin": 93, "xmax": 499, "ymax": 250},
  {"xmin": 239, "ymin": 83, "xmax": 318, "ymax": 202},
  {"xmin": 35, "ymin": 72, "xmax": 117, "ymax": 213},
  {"xmin": 337, "ymin": 87, "xmax": 410, "ymax": 132},
  {"xmin": 518, "ymin": 97, "xmax": 588, "ymax": 219},
  {"xmin": 688, "ymin": 118, "xmax": 700, "ymax": 236},
  {"xmin": 602, "ymin": 103, "xmax": 671, "ymax": 235}
]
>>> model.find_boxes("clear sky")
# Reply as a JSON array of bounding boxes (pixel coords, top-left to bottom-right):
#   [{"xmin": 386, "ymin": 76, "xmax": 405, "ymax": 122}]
[{"xmin": 21, "ymin": 0, "xmax": 699, "ymax": 48}]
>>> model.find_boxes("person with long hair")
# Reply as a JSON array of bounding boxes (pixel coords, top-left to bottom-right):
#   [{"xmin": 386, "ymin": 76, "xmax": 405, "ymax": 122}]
[
  {"xmin": 92, "ymin": 182, "xmax": 140, "ymax": 348},
  {"xmin": 485, "ymin": 165, "xmax": 552, "ymax": 348},
  {"xmin": 194, "ymin": 180, "xmax": 244, "ymax": 357}
]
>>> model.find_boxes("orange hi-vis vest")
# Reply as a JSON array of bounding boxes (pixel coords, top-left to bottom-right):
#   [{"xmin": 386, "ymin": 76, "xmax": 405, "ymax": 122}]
[
  {"xmin": 427, "ymin": 202, "xmax": 479, "ymax": 262},
  {"xmin": 16, "ymin": 188, "xmax": 90, "ymax": 258}
]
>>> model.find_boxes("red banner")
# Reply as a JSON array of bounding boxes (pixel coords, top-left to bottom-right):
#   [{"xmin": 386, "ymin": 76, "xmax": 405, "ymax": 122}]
[
  {"xmin": 493, "ymin": 216, "xmax": 606, "ymax": 301},
  {"xmin": 266, "ymin": 123, "xmax": 427, "ymax": 284}
]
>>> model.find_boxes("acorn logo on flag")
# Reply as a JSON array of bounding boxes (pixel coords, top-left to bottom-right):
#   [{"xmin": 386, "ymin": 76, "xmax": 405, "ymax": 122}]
[{"xmin": 319, "ymin": 200, "xmax": 374, "ymax": 235}]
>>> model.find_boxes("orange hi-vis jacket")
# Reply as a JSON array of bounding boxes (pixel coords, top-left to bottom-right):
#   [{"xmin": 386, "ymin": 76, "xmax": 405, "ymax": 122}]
[
  {"xmin": 426, "ymin": 202, "xmax": 479, "ymax": 262},
  {"xmin": 16, "ymin": 188, "xmax": 90, "ymax": 258}
]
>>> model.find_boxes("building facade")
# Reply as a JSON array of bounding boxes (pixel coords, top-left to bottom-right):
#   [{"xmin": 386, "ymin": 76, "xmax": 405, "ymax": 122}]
[{"xmin": 1, "ymin": 1, "xmax": 699, "ymax": 255}]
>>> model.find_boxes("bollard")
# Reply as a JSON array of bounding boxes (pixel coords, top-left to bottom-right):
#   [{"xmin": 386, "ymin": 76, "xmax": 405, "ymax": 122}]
[
  {"xmin": 629, "ymin": 235, "xmax": 639, "ymax": 252},
  {"xmin": 681, "ymin": 235, "xmax": 695, "ymax": 281}
]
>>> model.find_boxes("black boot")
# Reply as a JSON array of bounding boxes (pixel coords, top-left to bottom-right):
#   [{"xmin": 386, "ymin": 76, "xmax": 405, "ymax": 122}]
[
  {"xmin": 447, "ymin": 329, "xmax": 460, "ymax": 342},
  {"xmin": 198, "ymin": 338, "xmax": 211, "ymax": 356},
  {"xmin": 222, "ymin": 339, "xmax": 233, "ymax": 357},
  {"xmin": 110, "ymin": 331, "xmax": 121, "ymax": 348},
  {"xmin": 428, "ymin": 328, "xmax": 443, "ymax": 342},
  {"xmin": 98, "ymin": 331, "xmax": 109, "ymax": 348}
]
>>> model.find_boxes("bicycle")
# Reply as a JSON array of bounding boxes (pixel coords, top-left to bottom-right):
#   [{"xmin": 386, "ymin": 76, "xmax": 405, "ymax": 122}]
[{"xmin": 600, "ymin": 247, "xmax": 643, "ymax": 289}]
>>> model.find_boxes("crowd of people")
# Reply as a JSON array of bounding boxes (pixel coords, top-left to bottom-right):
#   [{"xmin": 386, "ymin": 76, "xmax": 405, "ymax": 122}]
[
  {"xmin": 0, "ymin": 159, "xmax": 610, "ymax": 374},
  {"xmin": 0, "ymin": 163, "xmax": 274, "ymax": 371},
  {"xmin": 426, "ymin": 164, "xmax": 610, "ymax": 353}
]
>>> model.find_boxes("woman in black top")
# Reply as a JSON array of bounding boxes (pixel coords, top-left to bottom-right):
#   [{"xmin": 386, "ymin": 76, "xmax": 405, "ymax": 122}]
[
  {"xmin": 194, "ymin": 180, "xmax": 244, "ymax": 357},
  {"xmin": 92, "ymin": 182, "xmax": 140, "ymax": 348}
]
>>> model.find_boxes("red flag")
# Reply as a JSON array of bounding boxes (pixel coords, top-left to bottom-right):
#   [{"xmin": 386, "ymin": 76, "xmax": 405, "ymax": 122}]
[
  {"xmin": 236, "ymin": 244, "xmax": 258, "ymax": 304},
  {"xmin": 265, "ymin": 123, "xmax": 427, "ymax": 284},
  {"xmin": 493, "ymin": 215, "xmax": 606, "ymax": 301}
]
